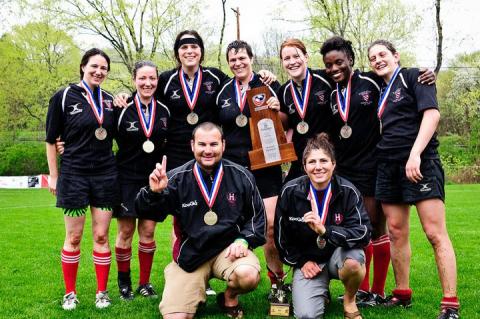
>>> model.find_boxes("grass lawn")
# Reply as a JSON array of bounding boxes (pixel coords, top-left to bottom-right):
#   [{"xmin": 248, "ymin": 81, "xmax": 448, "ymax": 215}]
[{"xmin": 0, "ymin": 185, "xmax": 479, "ymax": 318}]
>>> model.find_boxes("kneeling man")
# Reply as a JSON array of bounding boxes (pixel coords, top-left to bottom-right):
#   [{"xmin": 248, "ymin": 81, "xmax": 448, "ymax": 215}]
[{"xmin": 136, "ymin": 122, "xmax": 266, "ymax": 319}]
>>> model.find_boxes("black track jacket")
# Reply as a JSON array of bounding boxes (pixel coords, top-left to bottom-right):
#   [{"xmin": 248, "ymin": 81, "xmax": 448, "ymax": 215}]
[
  {"xmin": 275, "ymin": 175, "xmax": 371, "ymax": 268},
  {"xmin": 135, "ymin": 159, "xmax": 266, "ymax": 272}
]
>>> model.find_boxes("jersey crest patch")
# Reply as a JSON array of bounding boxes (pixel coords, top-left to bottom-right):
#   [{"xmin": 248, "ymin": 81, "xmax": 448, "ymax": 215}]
[
  {"xmin": 315, "ymin": 90, "xmax": 326, "ymax": 104},
  {"xmin": 334, "ymin": 213, "xmax": 344, "ymax": 225},
  {"xmin": 227, "ymin": 192, "xmax": 237, "ymax": 206},
  {"xmin": 203, "ymin": 81, "xmax": 215, "ymax": 94},
  {"xmin": 359, "ymin": 90, "xmax": 372, "ymax": 105},
  {"xmin": 392, "ymin": 88, "xmax": 404, "ymax": 103}
]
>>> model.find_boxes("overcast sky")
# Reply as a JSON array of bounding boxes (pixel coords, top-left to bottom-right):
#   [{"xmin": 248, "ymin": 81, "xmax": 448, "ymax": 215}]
[{"xmin": 206, "ymin": 0, "xmax": 480, "ymax": 68}]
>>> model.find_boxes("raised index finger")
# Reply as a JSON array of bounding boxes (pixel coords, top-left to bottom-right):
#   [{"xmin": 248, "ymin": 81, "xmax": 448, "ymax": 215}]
[{"xmin": 161, "ymin": 155, "xmax": 167, "ymax": 175}]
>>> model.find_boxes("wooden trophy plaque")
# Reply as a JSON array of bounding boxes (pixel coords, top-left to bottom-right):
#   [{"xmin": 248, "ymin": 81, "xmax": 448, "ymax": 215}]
[{"xmin": 247, "ymin": 86, "xmax": 297, "ymax": 170}]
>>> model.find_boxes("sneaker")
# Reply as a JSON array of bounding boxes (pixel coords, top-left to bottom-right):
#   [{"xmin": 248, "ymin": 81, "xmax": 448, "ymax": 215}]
[
  {"xmin": 437, "ymin": 308, "xmax": 460, "ymax": 319},
  {"xmin": 136, "ymin": 283, "xmax": 158, "ymax": 298},
  {"xmin": 95, "ymin": 290, "xmax": 111, "ymax": 309},
  {"xmin": 383, "ymin": 295, "xmax": 412, "ymax": 308},
  {"xmin": 62, "ymin": 292, "xmax": 79, "ymax": 310}
]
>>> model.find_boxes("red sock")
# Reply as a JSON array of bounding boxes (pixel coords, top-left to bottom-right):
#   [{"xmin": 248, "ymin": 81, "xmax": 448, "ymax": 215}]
[
  {"xmin": 61, "ymin": 249, "xmax": 80, "ymax": 294},
  {"xmin": 138, "ymin": 241, "xmax": 156, "ymax": 285},
  {"xmin": 359, "ymin": 241, "xmax": 373, "ymax": 292},
  {"xmin": 441, "ymin": 296, "xmax": 460, "ymax": 311},
  {"xmin": 93, "ymin": 250, "xmax": 111, "ymax": 293},
  {"xmin": 267, "ymin": 270, "xmax": 285, "ymax": 286},
  {"xmin": 371, "ymin": 234, "xmax": 390, "ymax": 297},
  {"xmin": 393, "ymin": 288, "xmax": 412, "ymax": 301},
  {"xmin": 115, "ymin": 246, "xmax": 132, "ymax": 273}
]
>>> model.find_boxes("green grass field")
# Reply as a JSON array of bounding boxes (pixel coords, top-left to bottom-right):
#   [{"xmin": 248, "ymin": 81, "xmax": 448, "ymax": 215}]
[{"xmin": 0, "ymin": 185, "xmax": 479, "ymax": 318}]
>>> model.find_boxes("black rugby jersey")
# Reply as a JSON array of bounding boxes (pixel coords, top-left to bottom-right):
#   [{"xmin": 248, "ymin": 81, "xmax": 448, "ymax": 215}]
[
  {"xmin": 46, "ymin": 84, "xmax": 116, "ymax": 175},
  {"xmin": 279, "ymin": 68, "xmax": 333, "ymax": 162},
  {"xmin": 157, "ymin": 67, "xmax": 229, "ymax": 169},
  {"xmin": 115, "ymin": 99, "xmax": 170, "ymax": 181},
  {"xmin": 216, "ymin": 74, "xmax": 282, "ymax": 167},
  {"xmin": 329, "ymin": 70, "xmax": 381, "ymax": 176},
  {"xmin": 377, "ymin": 68, "xmax": 439, "ymax": 160}
]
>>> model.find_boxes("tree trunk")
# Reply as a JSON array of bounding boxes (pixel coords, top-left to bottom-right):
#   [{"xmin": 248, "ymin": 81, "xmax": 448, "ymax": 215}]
[{"xmin": 434, "ymin": 0, "xmax": 443, "ymax": 74}]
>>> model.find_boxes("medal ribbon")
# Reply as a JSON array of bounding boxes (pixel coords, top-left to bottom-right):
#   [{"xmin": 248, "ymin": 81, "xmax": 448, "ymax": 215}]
[
  {"xmin": 289, "ymin": 69, "xmax": 312, "ymax": 120},
  {"xmin": 81, "ymin": 80, "xmax": 104, "ymax": 125},
  {"xmin": 234, "ymin": 73, "xmax": 254, "ymax": 114},
  {"xmin": 193, "ymin": 161, "xmax": 224, "ymax": 210},
  {"xmin": 336, "ymin": 73, "xmax": 353, "ymax": 123},
  {"xmin": 377, "ymin": 66, "xmax": 401, "ymax": 120},
  {"xmin": 134, "ymin": 94, "xmax": 156, "ymax": 139},
  {"xmin": 309, "ymin": 182, "xmax": 332, "ymax": 225},
  {"xmin": 179, "ymin": 68, "xmax": 202, "ymax": 112}
]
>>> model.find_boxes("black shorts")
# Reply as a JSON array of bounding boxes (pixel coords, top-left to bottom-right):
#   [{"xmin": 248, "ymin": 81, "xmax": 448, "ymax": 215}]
[
  {"xmin": 56, "ymin": 173, "xmax": 120, "ymax": 209},
  {"xmin": 375, "ymin": 159, "xmax": 445, "ymax": 204},
  {"xmin": 113, "ymin": 180, "xmax": 146, "ymax": 218},
  {"xmin": 336, "ymin": 170, "xmax": 376, "ymax": 197},
  {"xmin": 252, "ymin": 165, "xmax": 282, "ymax": 198}
]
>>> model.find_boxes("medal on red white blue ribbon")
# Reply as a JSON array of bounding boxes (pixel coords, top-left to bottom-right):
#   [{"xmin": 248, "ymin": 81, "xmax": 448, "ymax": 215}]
[
  {"xmin": 336, "ymin": 74, "xmax": 353, "ymax": 139},
  {"xmin": 377, "ymin": 66, "xmax": 401, "ymax": 134},
  {"xmin": 234, "ymin": 74, "xmax": 254, "ymax": 127},
  {"xmin": 179, "ymin": 68, "xmax": 202, "ymax": 125},
  {"xmin": 309, "ymin": 182, "xmax": 332, "ymax": 249},
  {"xmin": 134, "ymin": 94, "xmax": 156, "ymax": 153},
  {"xmin": 193, "ymin": 161, "xmax": 224, "ymax": 226},
  {"xmin": 290, "ymin": 69, "xmax": 312, "ymax": 134},
  {"xmin": 81, "ymin": 80, "xmax": 106, "ymax": 140}
]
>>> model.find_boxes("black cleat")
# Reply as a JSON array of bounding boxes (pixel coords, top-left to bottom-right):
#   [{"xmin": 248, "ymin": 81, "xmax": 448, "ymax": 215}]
[
  {"xmin": 437, "ymin": 308, "xmax": 459, "ymax": 319},
  {"xmin": 118, "ymin": 271, "xmax": 134, "ymax": 300},
  {"xmin": 383, "ymin": 295, "xmax": 412, "ymax": 308},
  {"xmin": 137, "ymin": 283, "xmax": 158, "ymax": 298}
]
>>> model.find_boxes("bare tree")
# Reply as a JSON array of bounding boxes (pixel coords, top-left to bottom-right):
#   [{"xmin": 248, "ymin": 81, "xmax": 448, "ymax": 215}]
[
  {"xmin": 38, "ymin": 0, "xmax": 201, "ymax": 74},
  {"xmin": 218, "ymin": 0, "xmax": 227, "ymax": 69}
]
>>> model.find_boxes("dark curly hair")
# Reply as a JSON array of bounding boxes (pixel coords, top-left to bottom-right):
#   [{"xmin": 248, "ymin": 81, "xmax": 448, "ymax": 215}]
[{"xmin": 320, "ymin": 36, "xmax": 355, "ymax": 66}]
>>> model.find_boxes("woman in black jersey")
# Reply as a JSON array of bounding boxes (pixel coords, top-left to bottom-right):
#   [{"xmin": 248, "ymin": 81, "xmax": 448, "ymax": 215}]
[
  {"xmin": 278, "ymin": 39, "xmax": 334, "ymax": 183},
  {"xmin": 113, "ymin": 61, "xmax": 170, "ymax": 300},
  {"xmin": 368, "ymin": 40, "xmax": 459, "ymax": 319},
  {"xmin": 46, "ymin": 48, "xmax": 118, "ymax": 310},
  {"xmin": 216, "ymin": 40, "xmax": 286, "ymax": 297}
]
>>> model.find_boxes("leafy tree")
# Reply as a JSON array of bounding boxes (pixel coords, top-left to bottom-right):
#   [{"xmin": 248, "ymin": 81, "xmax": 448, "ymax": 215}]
[
  {"xmin": 0, "ymin": 22, "xmax": 80, "ymax": 135},
  {"xmin": 304, "ymin": 0, "xmax": 420, "ymax": 69}
]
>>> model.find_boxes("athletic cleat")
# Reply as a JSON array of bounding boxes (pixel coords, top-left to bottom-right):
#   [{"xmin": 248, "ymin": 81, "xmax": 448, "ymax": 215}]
[
  {"xmin": 383, "ymin": 295, "xmax": 412, "ymax": 308},
  {"xmin": 357, "ymin": 293, "xmax": 387, "ymax": 307},
  {"xmin": 338, "ymin": 289, "xmax": 370, "ymax": 303},
  {"xmin": 62, "ymin": 292, "xmax": 79, "ymax": 310},
  {"xmin": 119, "ymin": 285, "xmax": 134, "ymax": 300},
  {"xmin": 137, "ymin": 283, "xmax": 158, "ymax": 298},
  {"xmin": 95, "ymin": 290, "xmax": 111, "ymax": 309},
  {"xmin": 437, "ymin": 308, "xmax": 460, "ymax": 319}
]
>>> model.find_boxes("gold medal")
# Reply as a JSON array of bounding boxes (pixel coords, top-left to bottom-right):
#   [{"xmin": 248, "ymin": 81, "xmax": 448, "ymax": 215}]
[
  {"xmin": 340, "ymin": 124, "xmax": 352, "ymax": 139},
  {"xmin": 235, "ymin": 114, "xmax": 248, "ymax": 127},
  {"xmin": 296, "ymin": 121, "xmax": 309, "ymax": 134},
  {"xmin": 142, "ymin": 140, "xmax": 155, "ymax": 153},
  {"xmin": 203, "ymin": 210, "xmax": 218, "ymax": 226},
  {"xmin": 95, "ymin": 127, "xmax": 107, "ymax": 140},
  {"xmin": 187, "ymin": 112, "xmax": 199, "ymax": 125}
]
